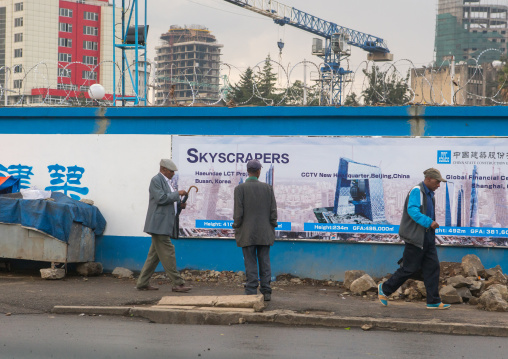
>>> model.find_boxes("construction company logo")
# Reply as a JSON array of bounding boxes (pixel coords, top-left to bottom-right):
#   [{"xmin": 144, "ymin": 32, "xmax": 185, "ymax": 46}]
[{"xmin": 437, "ymin": 150, "xmax": 451, "ymax": 164}]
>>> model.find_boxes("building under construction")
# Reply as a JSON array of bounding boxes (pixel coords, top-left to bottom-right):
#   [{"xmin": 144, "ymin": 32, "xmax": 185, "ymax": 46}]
[
  {"xmin": 436, "ymin": 0, "xmax": 508, "ymax": 64},
  {"xmin": 154, "ymin": 25, "xmax": 223, "ymax": 105},
  {"xmin": 411, "ymin": 62, "xmax": 498, "ymax": 105}
]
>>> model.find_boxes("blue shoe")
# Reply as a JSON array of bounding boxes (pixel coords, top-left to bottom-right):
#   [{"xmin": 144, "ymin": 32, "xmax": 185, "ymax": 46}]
[
  {"xmin": 378, "ymin": 283, "xmax": 388, "ymax": 306},
  {"xmin": 426, "ymin": 302, "xmax": 451, "ymax": 310}
]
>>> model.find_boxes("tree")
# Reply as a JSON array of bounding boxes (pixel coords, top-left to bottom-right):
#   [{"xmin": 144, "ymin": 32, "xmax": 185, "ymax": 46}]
[
  {"xmin": 230, "ymin": 67, "xmax": 255, "ymax": 104},
  {"xmin": 283, "ymin": 80, "xmax": 304, "ymax": 105},
  {"xmin": 280, "ymin": 80, "xmax": 320, "ymax": 106},
  {"xmin": 255, "ymin": 54, "xmax": 278, "ymax": 104},
  {"xmin": 497, "ymin": 56, "xmax": 508, "ymax": 102},
  {"xmin": 231, "ymin": 55, "xmax": 281, "ymax": 105},
  {"xmin": 343, "ymin": 92, "xmax": 359, "ymax": 106},
  {"xmin": 362, "ymin": 66, "xmax": 410, "ymax": 105}
]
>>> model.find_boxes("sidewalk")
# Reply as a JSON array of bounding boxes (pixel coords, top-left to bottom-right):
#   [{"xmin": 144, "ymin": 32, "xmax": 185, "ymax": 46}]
[{"xmin": 1, "ymin": 270, "xmax": 508, "ymax": 337}]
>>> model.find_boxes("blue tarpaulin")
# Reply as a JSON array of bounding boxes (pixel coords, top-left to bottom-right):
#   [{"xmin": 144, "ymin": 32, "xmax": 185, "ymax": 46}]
[
  {"xmin": 0, "ymin": 176, "xmax": 20, "ymax": 194},
  {"xmin": 0, "ymin": 192, "xmax": 106, "ymax": 243}
]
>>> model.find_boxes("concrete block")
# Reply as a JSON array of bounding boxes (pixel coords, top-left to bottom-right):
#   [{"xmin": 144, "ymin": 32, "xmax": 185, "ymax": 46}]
[
  {"xmin": 197, "ymin": 307, "xmax": 255, "ymax": 313},
  {"xmin": 158, "ymin": 296, "xmax": 217, "ymax": 307},
  {"xmin": 112, "ymin": 267, "xmax": 133, "ymax": 279},
  {"xmin": 76, "ymin": 262, "xmax": 103, "ymax": 276},
  {"xmin": 157, "ymin": 294, "xmax": 264, "ymax": 309},
  {"xmin": 40, "ymin": 268, "xmax": 65, "ymax": 280},
  {"xmin": 367, "ymin": 52, "xmax": 393, "ymax": 62},
  {"xmin": 153, "ymin": 305, "xmax": 198, "ymax": 310},
  {"xmin": 215, "ymin": 294, "xmax": 263, "ymax": 308}
]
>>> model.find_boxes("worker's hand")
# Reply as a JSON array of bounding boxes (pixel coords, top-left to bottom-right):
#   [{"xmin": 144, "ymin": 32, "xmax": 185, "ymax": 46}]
[
  {"xmin": 178, "ymin": 190, "xmax": 187, "ymax": 196},
  {"xmin": 430, "ymin": 221, "xmax": 439, "ymax": 230},
  {"xmin": 180, "ymin": 202, "xmax": 187, "ymax": 209}
]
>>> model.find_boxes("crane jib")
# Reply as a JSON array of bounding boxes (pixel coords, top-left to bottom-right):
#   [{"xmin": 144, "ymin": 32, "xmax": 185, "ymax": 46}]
[{"xmin": 222, "ymin": 0, "xmax": 390, "ymax": 54}]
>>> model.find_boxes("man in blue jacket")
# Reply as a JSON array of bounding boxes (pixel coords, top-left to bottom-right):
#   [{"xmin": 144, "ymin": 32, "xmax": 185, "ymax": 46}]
[{"xmin": 378, "ymin": 168, "xmax": 451, "ymax": 310}]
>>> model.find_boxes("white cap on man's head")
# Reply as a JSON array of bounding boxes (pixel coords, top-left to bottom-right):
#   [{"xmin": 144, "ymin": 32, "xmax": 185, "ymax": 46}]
[{"xmin": 160, "ymin": 159, "xmax": 178, "ymax": 171}]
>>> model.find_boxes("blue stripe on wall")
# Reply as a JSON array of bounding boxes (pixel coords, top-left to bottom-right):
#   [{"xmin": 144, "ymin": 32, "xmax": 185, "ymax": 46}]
[
  {"xmin": 2, "ymin": 106, "xmax": 508, "ymax": 136},
  {"xmin": 96, "ymin": 235, "xmax": 508, "ymax": 280}
]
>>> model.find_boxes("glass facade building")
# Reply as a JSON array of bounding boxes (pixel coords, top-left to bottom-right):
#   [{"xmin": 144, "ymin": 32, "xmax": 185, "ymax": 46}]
[
  {"xmin": 445, "ymin": 181, "xmax": 455, "ymax": 226},
  {"xmin": 457, "ymin": 186, "xmax": 464, "ymax": 227},
  {"xmin": 469, "ymin": 165, "xmax": 480, "ymax": 227},
  {"xmin": 265, "ymin": 164, "xmax": 274, "ymax": 186},
  {"xmin": 435, "ymin": 0, "xmax": 508, "ymax": 64},
  {"xmin": 333, "ymin": 158, "xmax": 386, "ymax": 223}
]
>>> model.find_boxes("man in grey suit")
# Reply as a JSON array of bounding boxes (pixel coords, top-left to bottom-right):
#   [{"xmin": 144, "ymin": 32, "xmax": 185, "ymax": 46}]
[
  {"xmin": 233, "ymin": 159, "xmax": 278, "ymax": 301},
  {"xmin": 136, "ymin": 159, "xmax": 191, "ymax": 292}
]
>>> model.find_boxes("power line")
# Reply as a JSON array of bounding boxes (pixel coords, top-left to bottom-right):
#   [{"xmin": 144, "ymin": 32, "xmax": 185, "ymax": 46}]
[{"xmin": 184, "ymin": 0, "xmax": 272, "ymax": 21}]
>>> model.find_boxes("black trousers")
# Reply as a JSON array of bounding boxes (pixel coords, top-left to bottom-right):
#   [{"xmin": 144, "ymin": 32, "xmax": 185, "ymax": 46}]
[
  {"xmin": 242, "ymin": 245, "xmax": 272, "ymax": 295},
  {"xmin": 382, "ymin": 233, "xmax": 441, "ymax": 304}
]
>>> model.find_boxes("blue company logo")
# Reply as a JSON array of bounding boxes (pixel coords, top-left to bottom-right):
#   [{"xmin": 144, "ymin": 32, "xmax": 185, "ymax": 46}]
[{"xmin": 437, "ymin": 150, "xmax": 451, "ymax": 164}]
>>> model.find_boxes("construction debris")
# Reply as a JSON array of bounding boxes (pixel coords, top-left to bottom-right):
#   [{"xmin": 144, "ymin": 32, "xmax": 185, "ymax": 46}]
[{"xmin": 140, "ymin": 254, "xmax": 507, "ymax": 312}]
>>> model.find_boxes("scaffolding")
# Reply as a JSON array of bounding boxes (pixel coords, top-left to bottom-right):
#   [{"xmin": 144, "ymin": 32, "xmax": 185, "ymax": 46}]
[
  {"xmin": 154, "ymin": 25, "xmax": 223, "ymax": 105},
  {"xmin": 435, "ymin": 0, "xmax": 508, "ymax": 64},
  {"xmin": 112, "ymin": 0, "xmax": 148, "ymax": 106}
]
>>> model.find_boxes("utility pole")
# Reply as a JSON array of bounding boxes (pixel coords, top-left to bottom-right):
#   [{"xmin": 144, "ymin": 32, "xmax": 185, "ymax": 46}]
[
  {"xmin": 450, "ymin": 55, "xmax": 455, "ymax": 105},
  {"xmin": 4, "ymin": 68, "xmax": 8, "ymax": 106},
  {"xmin": 2, "ymin": 67, "xmax": 15, "ymax": 106},
  {"xmin": 303, "ymin": 59, "xmax": 307, "ymax": 105}
]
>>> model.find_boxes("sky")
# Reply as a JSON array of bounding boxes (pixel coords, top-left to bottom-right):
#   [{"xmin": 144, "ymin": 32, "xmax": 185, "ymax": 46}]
[{"xmin": 137, "ymin": 0, "xmax": 438, "ymax": 92}]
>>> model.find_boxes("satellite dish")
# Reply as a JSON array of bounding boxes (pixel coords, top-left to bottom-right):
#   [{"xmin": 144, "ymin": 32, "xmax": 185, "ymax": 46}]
[{"xmin": 88, "ymin": 83, "xmax": 105, "ymax": 100}]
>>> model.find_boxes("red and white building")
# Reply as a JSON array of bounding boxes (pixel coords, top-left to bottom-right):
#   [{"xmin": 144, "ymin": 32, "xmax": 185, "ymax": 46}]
[{"xmin": 0, "ymin": 0, "xmax": 139, "ymax": 105}]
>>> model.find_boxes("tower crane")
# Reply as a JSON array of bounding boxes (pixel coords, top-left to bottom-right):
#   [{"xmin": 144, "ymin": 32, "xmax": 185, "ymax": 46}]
[{"xmin": 223, "ymin": 0, "xmax": 393, "ymax": 105}]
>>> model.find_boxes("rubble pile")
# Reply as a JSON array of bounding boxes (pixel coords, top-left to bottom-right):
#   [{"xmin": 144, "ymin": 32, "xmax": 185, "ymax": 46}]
[
  {"xmin": 139, "ymin": 255, "xmax": 506, "ymax": 312},
  {"xmin": 344, "ymin": 254, "xmax": 508, "ymax": 312},
  {"xmin": 149, "ymin": 270, "xmax": 341, "ymax": 288},
  {"xmin": 150, "ymin": 270, "xmax": 247, "ymax": 288}
]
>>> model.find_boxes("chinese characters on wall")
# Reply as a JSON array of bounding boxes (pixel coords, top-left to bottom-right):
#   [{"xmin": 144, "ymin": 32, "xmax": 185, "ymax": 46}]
[{"xmin": 0, "ymin": 163, "xmax": 89, "ymax": 200}]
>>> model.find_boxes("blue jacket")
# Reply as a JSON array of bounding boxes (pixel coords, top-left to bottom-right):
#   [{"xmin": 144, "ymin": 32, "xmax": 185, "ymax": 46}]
[{"xmin": 398, "ymin": 182, "xmax": 434, "ymax": 248}]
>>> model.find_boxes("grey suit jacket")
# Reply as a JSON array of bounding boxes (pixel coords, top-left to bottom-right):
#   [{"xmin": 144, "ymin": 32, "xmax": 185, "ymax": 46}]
[
  {"xmin": 144, "ymin": 173, "xmax": 181, "ymax": 236},
  {"xmin": 232, "ymin": 178, "xmax": 278, "ymax": 247}
]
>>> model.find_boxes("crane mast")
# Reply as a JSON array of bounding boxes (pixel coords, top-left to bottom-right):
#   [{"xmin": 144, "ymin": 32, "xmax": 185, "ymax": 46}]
[{"xmin": 223, "ymin": 0, "xmax": 393, "ymax": 105}]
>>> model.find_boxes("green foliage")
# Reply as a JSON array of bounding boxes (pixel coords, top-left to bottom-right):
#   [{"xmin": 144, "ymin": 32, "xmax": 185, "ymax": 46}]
[
  {"xmin": 280, "ymin": 80, "xmax": 320, "ymax": 105},
  {"xmin": 75, "ymin": 91, "xmax": 90, "ymax": 106},
  {"xmin": 231, "ymin": 54, "xmax": 345, "ymax": 106},
  {"xmin": 362, "ymin": 66, "xmax": 410, "ymax": 105},
  {"xmin": 256, "ymin": 54, "xmax": 278, "ymax": 102},
  {"xmin": 497, "ymin": 56, "xmax": 508, "ymax": 101},
  {"xmin": 343, "ymin": 92, "xmax": 359, "ymax": 106},
  {"xmin": 231, "ymin": 55, "xmax": 285, "ymax": 105},
  {"xmin": 230, "ymin": 67, "xmax": 255, "ymax": 104}
]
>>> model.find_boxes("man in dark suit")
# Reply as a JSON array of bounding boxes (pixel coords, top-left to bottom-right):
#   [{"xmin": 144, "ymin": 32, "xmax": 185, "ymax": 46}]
[
  {"xmin": 136, "ymin": 159, "xmax": 191, "ymax": 292},
  {"xmin": 233, "ymin": 159, "xmax": 278, "ymax": 301}
]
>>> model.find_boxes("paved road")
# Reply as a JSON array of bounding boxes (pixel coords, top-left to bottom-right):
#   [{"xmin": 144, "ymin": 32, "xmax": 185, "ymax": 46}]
[{"xmin": 1, "ymin": 314, "xmax": 507, "ymax": 359}]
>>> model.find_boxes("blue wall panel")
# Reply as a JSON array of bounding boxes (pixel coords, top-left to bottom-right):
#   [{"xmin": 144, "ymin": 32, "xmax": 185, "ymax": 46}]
[{"xmin": 96, "ymin": 235, "xmax": 508, "ymax": 280}]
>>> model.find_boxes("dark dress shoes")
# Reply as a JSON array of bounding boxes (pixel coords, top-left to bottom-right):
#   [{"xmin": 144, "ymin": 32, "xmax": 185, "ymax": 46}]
[
  {"xmin": 172, "ymin": 284, "xmax": 191, "ymax": 293},
  {"xmin": 137, "ymin": 285, "xmax": 159, "ymax": 291}
]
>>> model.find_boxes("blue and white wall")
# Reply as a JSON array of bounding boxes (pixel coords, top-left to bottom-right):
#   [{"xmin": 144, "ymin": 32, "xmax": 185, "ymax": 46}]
[{"xmin": 1, "ymin": 106, "xmax": 507, "ymax": 280}]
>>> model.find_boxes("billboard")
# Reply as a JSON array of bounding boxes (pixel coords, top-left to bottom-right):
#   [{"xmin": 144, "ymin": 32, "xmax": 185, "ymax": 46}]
[{"xmin": 173, "ymin": 135, "xmax": 508, "ymax": 247}]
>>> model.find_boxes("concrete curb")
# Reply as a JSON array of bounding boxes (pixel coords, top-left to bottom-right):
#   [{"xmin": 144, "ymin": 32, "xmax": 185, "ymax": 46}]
[
  {"xmin": 51, "ymin": 305, "xmax": 508, "ymax": 337},
  {"xmin": 52, "ymin": 306, "xmax": 132, "ymax": 316}
]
